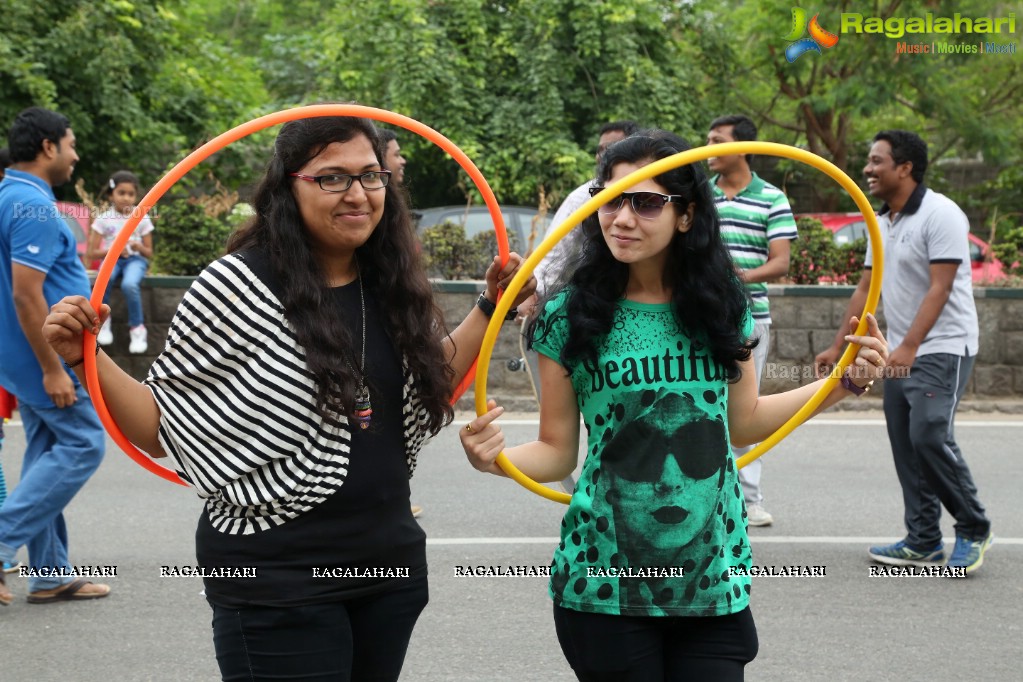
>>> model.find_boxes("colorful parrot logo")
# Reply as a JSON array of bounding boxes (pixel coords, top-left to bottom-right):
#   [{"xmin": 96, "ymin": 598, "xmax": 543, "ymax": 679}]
[{"xmin": 784, "ymin": 8, "xmax": 839, "ymax": 62}]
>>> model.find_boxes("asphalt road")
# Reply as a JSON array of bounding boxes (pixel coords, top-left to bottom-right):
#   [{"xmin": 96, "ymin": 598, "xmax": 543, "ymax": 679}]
[{"xmin": 1, "ymin": 410, "xmax": 1021, "ymax": 681}]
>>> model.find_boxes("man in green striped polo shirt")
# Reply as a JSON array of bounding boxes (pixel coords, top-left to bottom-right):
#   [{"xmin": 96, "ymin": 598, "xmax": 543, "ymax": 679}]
[{"xmin": 706, "ymin": 114, "xmax": 798, "ymax": 527}]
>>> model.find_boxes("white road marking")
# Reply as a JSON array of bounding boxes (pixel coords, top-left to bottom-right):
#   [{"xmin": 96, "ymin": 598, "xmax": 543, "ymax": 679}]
[
  {"xmin": 5, "ymin": 418, "xmax": 1022, "ymax": 428},
  {"xmin": 487, "ymin": 418, "xmax": 1023, "ymax": 427},
  {"xmin": 428, "ymin": 536, "xmax": 1023, "ymax": 546}
]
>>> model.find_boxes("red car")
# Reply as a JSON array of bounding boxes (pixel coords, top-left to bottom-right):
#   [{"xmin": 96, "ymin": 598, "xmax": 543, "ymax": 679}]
[{"xmin": 797, "ymin": 212, "xmax": 1006, "ymax": 283}]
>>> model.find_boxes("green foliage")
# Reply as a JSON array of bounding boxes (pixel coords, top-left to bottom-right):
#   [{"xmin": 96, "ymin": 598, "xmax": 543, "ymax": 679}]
[
  {"xmin": 151, "ymin": 200, "xmax": 234, "ymax": 276},
  {"xmin": 695, "ymin": 0, "xmax": 1023, "ymax": 218},
  {"xmin": 419, "ymin": 221, "xmax": 495, "ymax": 280},
  {"xmin": 788, "ymin": 217, "xmax": 865, "ymax": 285},
  {"xmin": 961, "ymin": 167, "xmax": 1023, "ymax": 244},
  {"xmin": 315, "ymin": 0, "xmax": 702, "ymax": 207},
  {"xmin": 992, "ymin": 227, "xmax": 1023, "ymax": 278},
  {"xmin": 177, "ymin": 0, "xmax": 332, "ymax": 108},
  {"xmin": 789, "ymin": 218, "xmax": 840, "ymax": 285},
  {"xmin": 836, "ymin": 240, "xmax": 867, "ymax": 286},
  {"xmin": 0, "ymin": 0, "xmax": 270, "ymax": 200},
  {"xmin": 3, "ymin": 0, "xmax": 1019, "ymax": 289}
]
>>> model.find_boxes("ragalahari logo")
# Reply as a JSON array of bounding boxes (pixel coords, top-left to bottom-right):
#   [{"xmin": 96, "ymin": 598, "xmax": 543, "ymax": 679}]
[{"xmin": 784, "ymin": 8, "xmax": 840, "ymax": 62}]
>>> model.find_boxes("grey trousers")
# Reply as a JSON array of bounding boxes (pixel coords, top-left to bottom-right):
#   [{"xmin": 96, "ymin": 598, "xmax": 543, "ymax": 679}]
[
  {"xmin": 882, "ymin": 352, "xmax": 991, "ymax": 547},
  {"xmin": 733, "ymin": 321, "xmax": 771, "ymax": 505}
]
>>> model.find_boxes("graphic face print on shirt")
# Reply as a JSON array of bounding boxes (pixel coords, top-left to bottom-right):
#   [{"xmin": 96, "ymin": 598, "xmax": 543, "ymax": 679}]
[
  {"xmin": 535, "ymin": 293, "xmax": 754, "ymax": 616},
  {"xmin": 601, "ymin": 388, "xmax": 726, "ymax": 554}
]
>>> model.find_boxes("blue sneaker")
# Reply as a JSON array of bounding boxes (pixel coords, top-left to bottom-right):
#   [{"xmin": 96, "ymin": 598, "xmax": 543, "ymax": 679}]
[
  {"xmin": 868, "ymin": 540, "xmax": 945, "ymax": 567},
  {"xmin": 946, "ymin": 532, "xmax": 994, "ymax": 574}
]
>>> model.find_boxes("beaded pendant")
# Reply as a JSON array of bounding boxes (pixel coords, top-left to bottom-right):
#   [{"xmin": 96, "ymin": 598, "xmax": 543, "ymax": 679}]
[{"xmin": 354, "ymin": 384, "xmax": 373, "ymax": 429}]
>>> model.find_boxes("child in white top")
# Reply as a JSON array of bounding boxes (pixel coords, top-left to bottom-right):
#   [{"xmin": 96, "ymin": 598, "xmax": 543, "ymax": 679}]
[{"xmin": 86, "ymin": 170, "xmax": 154, "ymax": 353}]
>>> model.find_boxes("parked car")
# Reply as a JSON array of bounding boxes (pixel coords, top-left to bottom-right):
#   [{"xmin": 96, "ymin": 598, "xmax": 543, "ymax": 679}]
[
  {"xmin": 797, "ymin": 212, "xmax": 1006, "ymax": 283},
  {"xmin": 415, "ymin": 205, "xmax": 551, "ymax": 254}
]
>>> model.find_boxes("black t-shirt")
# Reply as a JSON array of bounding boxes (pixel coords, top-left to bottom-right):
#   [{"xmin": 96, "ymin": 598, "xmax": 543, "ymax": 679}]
[{"xmin": 196, "ymin": 254, "xmax": 426, "ymax": 607}]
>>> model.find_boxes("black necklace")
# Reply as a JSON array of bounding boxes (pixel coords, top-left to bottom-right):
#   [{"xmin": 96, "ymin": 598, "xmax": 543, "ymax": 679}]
[{"xmin": 351, "ymin": 265, "xmax": 372, "ymax": 429}]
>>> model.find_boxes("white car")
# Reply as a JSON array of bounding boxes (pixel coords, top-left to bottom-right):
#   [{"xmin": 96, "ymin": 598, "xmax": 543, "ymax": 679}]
[{"xmin": 415, "ymin": 204, "xmax": 550, "ymax": 254}]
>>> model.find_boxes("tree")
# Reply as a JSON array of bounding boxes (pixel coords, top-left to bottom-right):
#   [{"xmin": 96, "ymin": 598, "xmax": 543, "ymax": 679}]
[
  {"xmin": 0, "ymin": 0, "xmax": 269, "ymax": 198},
  {"xmin": 176, "ymin": 0, "xmax": 334, "ymax": 108},
  {"xmin": 314, "ymin": 0, "xmax": 705, "ymax": 208},
  {"xmin": 692, "ymin": 0, "xmax": 1023, "ymax": 213}
]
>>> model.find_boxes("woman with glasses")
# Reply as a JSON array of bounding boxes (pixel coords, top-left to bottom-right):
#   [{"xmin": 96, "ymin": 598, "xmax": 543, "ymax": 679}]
[
  {"xmin": 41, "ymin": 115, "xmax": 534, "ymax": 680},
  {"xmin": 461, "ymin": 131, "xmax": 887, "ymax": 681}
]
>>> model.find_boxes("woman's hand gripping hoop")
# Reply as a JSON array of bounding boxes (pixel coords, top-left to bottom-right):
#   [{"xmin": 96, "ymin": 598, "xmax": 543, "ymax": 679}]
[
  {"xmin": 84, "ymin": 104, "xmax": 511, "ymax": 485},
  {"xmin": 473, "ymin": 141, "xmax": 884, "ymax": 504}
]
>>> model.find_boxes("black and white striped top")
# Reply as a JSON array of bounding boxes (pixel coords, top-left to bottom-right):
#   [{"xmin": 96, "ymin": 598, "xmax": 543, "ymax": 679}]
[{"xmin": 145, "ymin": 253, "xmax": 432, "ymax": 535}]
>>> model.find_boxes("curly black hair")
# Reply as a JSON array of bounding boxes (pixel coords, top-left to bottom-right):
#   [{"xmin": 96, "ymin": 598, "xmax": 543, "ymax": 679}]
[
  {"xmin": 873, "ymin": 130, "xmax": 928, "ymax": 184},
  {"xmin": 227, "ymin": 115, "xmax": 453, "ymax": 434},
  {"xmin": 530, "ymin": 130, "xmax": 755, "ymax": 382}
]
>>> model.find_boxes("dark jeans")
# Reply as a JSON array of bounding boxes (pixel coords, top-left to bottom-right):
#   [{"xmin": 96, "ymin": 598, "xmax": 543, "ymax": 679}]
[
  {"xmin": 883, "ymin": 353, "xmax": 991, "ymax": 547},
  {"xmin": 211, "ymin": 575, "xmax": 428, "ymax": 681},
  {"xmin": 553, "ymin": 604, "xmax": 758, "ymax": 681}
]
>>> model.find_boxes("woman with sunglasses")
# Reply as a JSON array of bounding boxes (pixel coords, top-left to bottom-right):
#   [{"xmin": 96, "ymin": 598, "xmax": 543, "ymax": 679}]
[
  {"xmin": 461, "ymin": 131, "xmax": 887, "ymax": 681},
  {"xmin": 41, "ymin": 115, "xmax": 534, "ymax": 680}
]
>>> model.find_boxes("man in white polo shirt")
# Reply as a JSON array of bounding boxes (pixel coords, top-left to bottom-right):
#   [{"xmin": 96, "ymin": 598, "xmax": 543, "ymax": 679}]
[{"xmin": 816, "ymin": 130, "xmax": 993, "ymax": 574}]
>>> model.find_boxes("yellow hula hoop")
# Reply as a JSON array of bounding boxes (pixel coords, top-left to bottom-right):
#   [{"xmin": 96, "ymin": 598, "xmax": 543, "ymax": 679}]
[{"xmin": 474, "ymin": 141, "xmax": 883, "ymax": 505}]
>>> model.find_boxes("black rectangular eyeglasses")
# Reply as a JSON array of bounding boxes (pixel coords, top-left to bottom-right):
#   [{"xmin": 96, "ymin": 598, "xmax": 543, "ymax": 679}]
[
  {"xmin": 587, "ymin": 187, "xmax": 684, "ymax": 220},
  {"xmin": 290, "ymin": 170, "xmax": 391, "ymax": 192}
]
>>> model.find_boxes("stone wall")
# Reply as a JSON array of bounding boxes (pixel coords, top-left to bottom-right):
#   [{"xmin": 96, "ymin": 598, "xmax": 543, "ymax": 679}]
[
  {"xmin": 101, "ymin": 278, "xmax": 1023, "ymax": 400},
  {"xmin": 762, "ymin": 285, "xmax": 1023, "ymax": 398}
]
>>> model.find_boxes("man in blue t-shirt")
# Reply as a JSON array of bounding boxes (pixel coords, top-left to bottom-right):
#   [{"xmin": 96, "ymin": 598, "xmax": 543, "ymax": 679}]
[{"xmin": 0, "ymin": 107, "xmax": 109, "ymax": 605}]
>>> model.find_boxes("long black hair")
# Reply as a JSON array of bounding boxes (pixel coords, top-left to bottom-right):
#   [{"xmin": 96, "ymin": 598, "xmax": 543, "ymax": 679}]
[
  {"xmin": 531, "ymin": 130, "xmax": 754, "ymax": 381},
  {"xmin": 227, "ymin": 116, "xmax": 454, "ymax": 434}
]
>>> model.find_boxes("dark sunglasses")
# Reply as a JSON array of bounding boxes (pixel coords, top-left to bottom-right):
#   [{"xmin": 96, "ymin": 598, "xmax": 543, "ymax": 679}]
[
  {"xmin": 588, "ymin": 187, "xmax": 685, "ymax": 220},
  {"xmin": 601, "ymin": 418, "xmax": 726, "ymax": 482}
]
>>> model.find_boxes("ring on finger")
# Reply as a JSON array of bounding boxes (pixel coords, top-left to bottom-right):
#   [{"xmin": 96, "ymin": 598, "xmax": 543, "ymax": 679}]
[{"xmin": 465, "ymin": 424, "xmax": 474, "ymax": 434}]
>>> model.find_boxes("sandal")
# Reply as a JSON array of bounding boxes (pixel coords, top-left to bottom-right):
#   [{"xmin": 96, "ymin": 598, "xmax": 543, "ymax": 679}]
[
  {"xmin": 0, "ymin": 571, "xmax": 12, "ymax": 606},
  {"xmin": 26, "ymin": 578, "xmax": 110, "ymax": 604}
]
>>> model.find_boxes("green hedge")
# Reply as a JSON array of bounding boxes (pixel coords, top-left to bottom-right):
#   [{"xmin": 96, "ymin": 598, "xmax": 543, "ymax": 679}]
[
  {"xmin": 419, "ymin": 221, "xmax": 504, "ymax": 280},
  {"xmin": 788, "ymin": 217, "xmax": 866, "ymax": 285}
]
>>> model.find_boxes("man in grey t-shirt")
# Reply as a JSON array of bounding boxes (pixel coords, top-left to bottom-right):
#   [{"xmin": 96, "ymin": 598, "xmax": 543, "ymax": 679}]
[{"xmin": 815, "ymin": 130, "xmax": 993, "ymax": 574}]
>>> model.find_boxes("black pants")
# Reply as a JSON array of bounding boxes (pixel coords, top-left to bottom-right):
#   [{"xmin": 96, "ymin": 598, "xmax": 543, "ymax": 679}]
[
  {"xmin": 211, "ymin": 575, "xmax": 428, "ymax": 682},
  {"xmin": 883, "ymin": 353, "xmax": 990, "ymax": 547},
  {"xmin": 553, "ymin": 604, "xmax": 758, "ymax": 681}
]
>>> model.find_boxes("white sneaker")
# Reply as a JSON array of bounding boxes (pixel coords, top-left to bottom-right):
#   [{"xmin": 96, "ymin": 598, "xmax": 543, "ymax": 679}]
[
  {"xmin": 746, "ymin": 504, "xmax": 774, "ymax": 527},
  {"xmin": 128, "ymin": 324, "xmax": 148, "ymax": 354},
  {"xmin": 97, "ymin": 317, "xmax": 114, "ymax": 346}
]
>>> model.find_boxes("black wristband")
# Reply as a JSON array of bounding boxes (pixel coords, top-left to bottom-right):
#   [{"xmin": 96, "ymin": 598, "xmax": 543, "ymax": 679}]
[
  {"xmin": 63, "ymin": 343, "xmax": 100, "ymax": 370},
  {"xmin": 476, "ymin": 293, "xmax": 518, "ymax": 322}
]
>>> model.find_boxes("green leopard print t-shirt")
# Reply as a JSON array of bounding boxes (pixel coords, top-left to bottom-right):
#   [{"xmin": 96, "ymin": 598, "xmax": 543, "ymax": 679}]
[{"xmin": 533, "ymin": 291, "xmax": 754, "ymax": 617}]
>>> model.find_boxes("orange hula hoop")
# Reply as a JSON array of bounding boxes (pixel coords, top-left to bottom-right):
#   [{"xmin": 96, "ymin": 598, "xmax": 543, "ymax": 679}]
[{"xmin": 84, "ymin": 104, "xmax": 510, "ymax": 485}]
